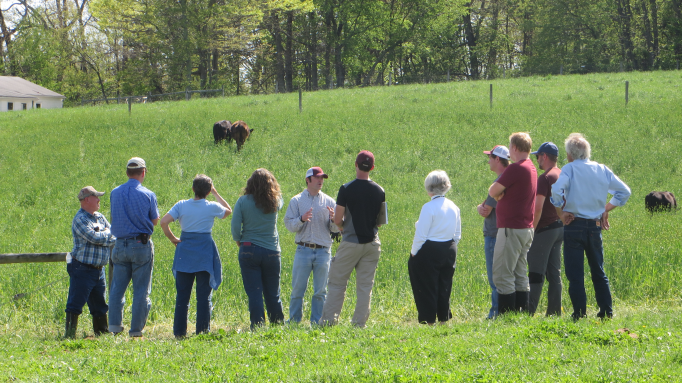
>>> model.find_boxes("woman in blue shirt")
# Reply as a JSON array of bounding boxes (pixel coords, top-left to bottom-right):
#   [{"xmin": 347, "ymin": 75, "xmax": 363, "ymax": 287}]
[
  {"xmin": 231, "ymin": 168, "xmax": 284, "ymax": 328},
  {"xmin": 160, "ymin": 174, "xmax": 231, "ymax": 338}
]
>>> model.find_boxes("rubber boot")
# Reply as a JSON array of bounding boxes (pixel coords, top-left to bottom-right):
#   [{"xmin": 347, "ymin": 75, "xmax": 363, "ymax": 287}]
[
  {"xmin": 92, "ymin": 315, "xmax": 109, "ymax": 336},
  {"xmin": 498, "ymin": 292, "xmax": 516, "ymax": 315},
  {"xmin": 64, "ymin": 312, "xmax": 79, "ymax": 339},
  {"xmin": 528, "ymin": 283, "xmax": 544, "ymax": 316},
  {"xmin": 515, "ymin": 291, "xmax": 529, "ymax": 313}
]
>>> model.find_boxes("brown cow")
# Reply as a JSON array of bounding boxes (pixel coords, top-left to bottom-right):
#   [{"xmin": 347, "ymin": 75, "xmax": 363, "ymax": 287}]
[
  {"xmin": 213, "ymin": 120, "xmax": 232, "ymax": 144},
  {"xmin": 645, "ymin": 191, "xmax": 677, "ymax": 213},
  {"xmin": 231, "ymin": 120, "xmax": 254, "ymax": 151}
]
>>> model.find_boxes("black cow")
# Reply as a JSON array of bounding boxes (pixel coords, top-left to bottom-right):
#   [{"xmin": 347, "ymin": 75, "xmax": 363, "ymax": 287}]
[
  {"xmin": 231, "ymin": 120, "xmax": 254, "ymax": 151},
  {"xmin": 213, "ymin": 120, "xmax": 232, "ymax": 144},
  {"xmin": 645, "ymin": 191, "xmax": 677, "ymax": 213}
]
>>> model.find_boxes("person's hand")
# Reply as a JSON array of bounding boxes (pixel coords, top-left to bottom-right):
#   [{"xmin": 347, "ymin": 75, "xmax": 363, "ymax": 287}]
[
  {"xmin": 170, "ymin": 238, "xmax": 181, "ymax": 247},
  {"xmin": 327, "ymin": 206, "xmax": 335, "ymax": 221},
  {"xmin": 211, "ymin": 185, "xmax": 217, "ymax": 195},
  {"xmin": 560, "ymin": 211, "xmax": 575, "ymax": 226},
  {"xmin": 600, "ymin": 211, "xmax": 610, "ymax": 230},
  {"xmin": 477, "ymin": 204, "xmax": 491, "ymax": 218},
  {"xmin": 235, "ymin": 240, "xmax": 241, "ymax": 247},
  {"xmin": 494, "ymin": 192, "xmax": 504, "ymax": 201},
  {"xmin": 302, "ymin": 207, "xmax": 313, "ymax": 222},
  {"xmin": 410, "ymin": 253, "xmax": 415, "ymax": 257}
]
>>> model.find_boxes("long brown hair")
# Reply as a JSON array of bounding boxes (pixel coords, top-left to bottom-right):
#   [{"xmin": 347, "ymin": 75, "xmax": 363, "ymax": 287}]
[{"xmin": 244, "ymin": 168, "xmax": 281, "ymax": 214}]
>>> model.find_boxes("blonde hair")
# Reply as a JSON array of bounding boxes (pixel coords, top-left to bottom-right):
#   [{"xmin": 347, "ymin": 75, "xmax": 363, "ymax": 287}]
[
  {"xmin": 509, "ymin": 132, "xmax": 532, "ymax": 153},
  {"xmin": 565, "ymin": 133, "xmax": 591, "ymax": 160}
]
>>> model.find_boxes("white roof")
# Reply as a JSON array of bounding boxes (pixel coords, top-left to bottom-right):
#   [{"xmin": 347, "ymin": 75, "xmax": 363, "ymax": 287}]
[{"xmin": 0, "ymin": 76, "xmax": 65, "ymax": 98}]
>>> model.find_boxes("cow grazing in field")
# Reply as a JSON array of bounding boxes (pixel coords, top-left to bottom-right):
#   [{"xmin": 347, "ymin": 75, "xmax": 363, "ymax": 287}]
[
  {"xmin": 231, "ymin": 120, "xmax": 254, "ymax": 151},
  {"xmin": 645, "ymin": 191, "xmax": 677, "ymax": 213},
  {"xmin": 213, "ymin": 120, "xmax": 232, "ymax": 144}
]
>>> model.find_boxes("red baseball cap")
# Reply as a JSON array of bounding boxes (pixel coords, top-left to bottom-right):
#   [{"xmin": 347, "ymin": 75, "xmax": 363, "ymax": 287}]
[
  {"xmin": 355, "ymin": 150, "xmax": 375, "ymax": 171},
  {"xmin": 305, "ymin": 167, "xmax": 328, "ymax": 178}
]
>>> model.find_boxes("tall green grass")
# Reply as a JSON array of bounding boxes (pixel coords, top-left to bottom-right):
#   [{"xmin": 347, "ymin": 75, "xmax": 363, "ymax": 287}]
[{"xmin": 0, "ymin": 70, "xmax": 680, "ymax": 334}]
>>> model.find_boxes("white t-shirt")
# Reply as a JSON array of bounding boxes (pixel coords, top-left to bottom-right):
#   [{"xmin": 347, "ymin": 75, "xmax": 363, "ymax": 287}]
[{"xmin": 410, "ymin": 195, "xmax": 461, "ymax": 255}]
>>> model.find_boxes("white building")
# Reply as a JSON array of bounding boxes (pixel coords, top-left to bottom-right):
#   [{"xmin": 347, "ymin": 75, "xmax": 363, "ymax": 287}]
[{"xmin": 0, "ymin": 76, "xmax": 65, "ymax": 111}]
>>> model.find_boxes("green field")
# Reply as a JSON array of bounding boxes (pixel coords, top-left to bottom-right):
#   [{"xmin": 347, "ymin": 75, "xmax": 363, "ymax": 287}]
[{"xmin": 1, "ymin": 71, "xmax": 681, "ymax": 381}]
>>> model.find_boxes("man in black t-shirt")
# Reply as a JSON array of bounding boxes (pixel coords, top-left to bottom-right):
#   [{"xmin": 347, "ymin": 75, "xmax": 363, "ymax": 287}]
[{"xmin": 319, "ymin": 150, "xmax": 386, "ymax": 327}]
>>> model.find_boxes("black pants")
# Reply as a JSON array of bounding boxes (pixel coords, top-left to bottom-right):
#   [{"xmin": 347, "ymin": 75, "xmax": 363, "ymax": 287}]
[{"xmin": 408, "ymin": 240, "xmax": 457, "ymax": 323}]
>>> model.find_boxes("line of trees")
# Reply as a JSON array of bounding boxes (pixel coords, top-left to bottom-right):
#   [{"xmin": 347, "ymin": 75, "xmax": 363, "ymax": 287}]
[{"xmin": 1, "ymin": 0, "xmax": 681, "ymax": 106}]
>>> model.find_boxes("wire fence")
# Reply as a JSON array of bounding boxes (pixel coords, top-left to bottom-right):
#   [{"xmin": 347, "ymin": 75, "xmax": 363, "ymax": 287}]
[{"xmin": 81, "ymin": 87, "xmax": 225, "ymax": 106}]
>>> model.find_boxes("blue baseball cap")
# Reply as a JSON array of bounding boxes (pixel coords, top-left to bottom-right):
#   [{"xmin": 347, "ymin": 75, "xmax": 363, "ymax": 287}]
[{"xmin": 531, "ymin": 142, "xmax": 559, "ymax": 157}]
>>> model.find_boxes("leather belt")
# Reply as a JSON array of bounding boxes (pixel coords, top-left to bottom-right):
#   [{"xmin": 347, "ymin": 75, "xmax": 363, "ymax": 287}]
[{"xmin": 296, "ymin": 242, "xmax": 326, "ymax": 249}]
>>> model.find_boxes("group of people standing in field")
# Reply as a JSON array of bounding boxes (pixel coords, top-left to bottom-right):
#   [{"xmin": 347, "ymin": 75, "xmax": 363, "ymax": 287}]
[{"xmin": 63, "ymin": 132, "xmax": 630, "ymax": 339}]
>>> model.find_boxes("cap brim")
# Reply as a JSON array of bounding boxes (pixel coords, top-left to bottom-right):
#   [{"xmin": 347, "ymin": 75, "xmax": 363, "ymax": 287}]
[
  {"xmin": 483, "ymin": 151, "xmax": 492, "ymax": 154},
  {"xmin": 530, "ymin": 151, "xmax": 539, "ymax": 155}
]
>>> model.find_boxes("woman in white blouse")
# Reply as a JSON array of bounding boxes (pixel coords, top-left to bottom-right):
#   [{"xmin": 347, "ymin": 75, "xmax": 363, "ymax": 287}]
[{"xmin": 409, "ymin": 170, "xmax": 461, "ymax": 324}]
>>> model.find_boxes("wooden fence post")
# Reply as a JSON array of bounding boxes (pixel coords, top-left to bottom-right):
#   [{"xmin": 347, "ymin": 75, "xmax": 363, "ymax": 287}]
[
  {"xmin": 625, "ymin": 81, "xmax": 629, "ymax": 106},
  {"xmin": 490, "ymin": 84, "xmax": 493, "ymax": 108},
  {"xmin": 299, "ymin": 88, "xmax": 302, "ymax": 113},
  {"xmin": 128, "ymin": 97, "xmax": 132, "ymax": 114},
  {"xmin": 0, "ymin": 253, "xmax": 68, "ymax": 264}
]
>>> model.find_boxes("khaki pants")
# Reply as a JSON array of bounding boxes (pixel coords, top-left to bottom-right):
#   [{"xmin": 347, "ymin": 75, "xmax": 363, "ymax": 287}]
[
  {"xmin": 318, "ymin": 240, "xmax": 381, "ymax": 327},
  {"xmin": 492, "ymin": 228, "xmax": 534, "ymax": 295}
]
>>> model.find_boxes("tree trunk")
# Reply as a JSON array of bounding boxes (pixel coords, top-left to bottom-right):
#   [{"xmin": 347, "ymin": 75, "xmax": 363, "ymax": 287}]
[
  {"xmin": 272, "ymin": 12, "xmax": 285, "ymax": 93},
  {"xmin": 285, "ymin": 11, "xmax": 294, "ymax": 93},
  {"xmin": 463, "ymin": 9, "xmax": 480, "ymax": 80},
  {"xmin": 309, "ymin": 12, "xmax": 318, "ymax": 91},
  {"xmin": 615, "ymin": 0, "xmax": 637, "ymax": 70}
]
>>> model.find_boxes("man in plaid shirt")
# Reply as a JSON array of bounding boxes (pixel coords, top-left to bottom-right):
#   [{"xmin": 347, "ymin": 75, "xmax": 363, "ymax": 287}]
[{"xmin": 65, "ymin": 186, "xmax": 117, "ymax": 338}]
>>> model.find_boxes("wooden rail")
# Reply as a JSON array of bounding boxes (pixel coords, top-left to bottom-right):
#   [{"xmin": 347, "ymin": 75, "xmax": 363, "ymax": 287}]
[{"xmin": 0, "ymin": 253, "xmax": 68, "ymax": 264}]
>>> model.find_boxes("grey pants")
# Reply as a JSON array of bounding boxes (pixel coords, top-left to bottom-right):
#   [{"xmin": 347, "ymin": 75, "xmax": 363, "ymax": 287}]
[
  {"xmin": 527, "ymin": 226, "xmax": 564, "ymax": 316},
  {"xmin": 492, "ymin": 228, "xmax": 534, "ymax": 295}
]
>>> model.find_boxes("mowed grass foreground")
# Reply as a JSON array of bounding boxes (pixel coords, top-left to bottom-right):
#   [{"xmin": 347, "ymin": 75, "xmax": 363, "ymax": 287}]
[{"xmin": 1, "ymin": 71, "xmax": 681, "ymax": 381}]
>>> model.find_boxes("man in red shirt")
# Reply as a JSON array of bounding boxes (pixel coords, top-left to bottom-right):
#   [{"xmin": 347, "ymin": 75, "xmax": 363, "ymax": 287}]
[
  {"xmin": 528, "ymin": 142, "xmax": 563, "ymax": 316},
  {"xmin": 488, "ymin": 132, "xmax": 537, "ymax": 314}
]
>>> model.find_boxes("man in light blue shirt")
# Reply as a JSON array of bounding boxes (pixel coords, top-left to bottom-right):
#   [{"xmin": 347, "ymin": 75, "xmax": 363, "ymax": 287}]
[
  {"xmin": 108, "ymin": 157, "xmax": 160, "ymax": 337},
  {"xmin": 551, "ymin": 133, "xmax": 631, "ymax": 320}
]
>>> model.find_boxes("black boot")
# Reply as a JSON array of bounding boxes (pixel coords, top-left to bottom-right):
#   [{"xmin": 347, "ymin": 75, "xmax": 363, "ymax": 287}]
[
  {"xmin": 64, "ymin": 312, "xmax": 79, "ymax": 339},
  {"xmin": 92, "ymin": 315, "xmax": 109, "ymax": 336},
  {"xmin": 498, "ymin": 292, "xmax": 516, "ymax": 315},
  {"xmin": 515, "ymin": 291, "xmax": 529, "ymax": 313}
]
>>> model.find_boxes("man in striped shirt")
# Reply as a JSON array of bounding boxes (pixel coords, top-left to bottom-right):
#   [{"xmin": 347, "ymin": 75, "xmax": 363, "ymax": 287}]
[{"xmin": 65, "ymin": 186, "xmax": 117, "ymax": 338}]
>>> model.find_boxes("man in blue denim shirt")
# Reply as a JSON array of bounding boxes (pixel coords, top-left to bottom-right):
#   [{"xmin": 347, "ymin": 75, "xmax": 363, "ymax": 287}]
[
  {"xmin": 108, "ymin": 157, "xmax": 160, "ymax": 337},
  {"xmin": 551, "ymin": 133, "xmax": 631, "ymax": 320},
  {"xmin": 65, "ymin": 186, "xmax": 117, "ymax": 338},
  {"xmin": 284, "ymin": 167, "xmax": 339, "ymax": 325}
]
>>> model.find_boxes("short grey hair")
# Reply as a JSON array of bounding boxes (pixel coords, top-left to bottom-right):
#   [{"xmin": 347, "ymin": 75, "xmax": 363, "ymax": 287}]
[
  {"xmin": 564, "ymin": 133, "xmax": 591, "ymax": 160},
  {"xmin": 424, "ymin": 170, "xmax": 451, "ymax": 195}
]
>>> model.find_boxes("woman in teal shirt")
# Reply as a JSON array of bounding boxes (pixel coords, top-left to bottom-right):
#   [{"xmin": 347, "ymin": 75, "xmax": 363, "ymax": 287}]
[{"xmin": 231, "ymin": 168, "xmax": 284, "ymax": 328}]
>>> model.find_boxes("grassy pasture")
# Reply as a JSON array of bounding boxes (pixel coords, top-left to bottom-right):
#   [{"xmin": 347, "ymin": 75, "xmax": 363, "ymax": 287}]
[{"xmin": 0, "ymin": 71, "xmax": 681, "ymax": 380}]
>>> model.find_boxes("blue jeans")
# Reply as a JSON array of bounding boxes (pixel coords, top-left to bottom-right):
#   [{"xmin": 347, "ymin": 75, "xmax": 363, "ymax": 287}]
[
  {"xmin": 65, "ymin": 258, "xmax": 108, "ymax": 317},
  {"xmin": 174, "ymin": 271, "xmax": 213, "ymax": 336},
  {"xmin": 238, "ymin": 244, "xmax": 284, "ymax": 328},
  {"xmin": 288, "ymin": 245, "xmax": 332, "ymax": 324},
  {"xmin": 108, "ymin": 238, "xmax": 154, "ymax": 336},
  {"xmin": 563, "ymin": 220, "xmax": 612, "ymax": 319},
  {"xmin": 484, "ymin": 236, "xmax": 498, "ymax": 319}
]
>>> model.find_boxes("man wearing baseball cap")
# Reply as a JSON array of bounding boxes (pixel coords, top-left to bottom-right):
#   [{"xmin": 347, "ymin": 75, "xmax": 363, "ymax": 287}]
[
  {"xmin": 284, "ymin": 167, "xmax": 340, "ymax": 325},
  {"xmin": 65, "ymin": 186, "xmax": 117, "ymax": 338},
  {"xmin": 477, "ymin": 145, "xmax": 510, "ymax": 319},
  {"xmin": 527, "ymin": 142, "xmax": 564, "ymax": 316},
  {"xmin": 319, "ymin": 150, "xmax": 386, "ymax": 327},
  {"xmin": 108, "ymin": 157, "xmax": 160, "ymax": 337}
]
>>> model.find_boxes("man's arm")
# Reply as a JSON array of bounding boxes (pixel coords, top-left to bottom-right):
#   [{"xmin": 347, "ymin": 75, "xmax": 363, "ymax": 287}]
[
  {"xmin": 533, "ymin": 195, "xmax": 545, "ymax": 229},
  {"xmin": 334, "ymin": 205, "xmax": 345, "ymax": 232},
  {"xmin": 488, "ymin": 182, "xmax": 506, "ymax": 201},
  {"xmin": 283, "ymin": 196, "xmax": 306, "ymax": 233},
  {"xmin": 477, "ymin": 203, "xmax": 493, "ymax": 218},
  {"xmin": 73, "ymin": 216, "xmax": 116, "ymax": 246}
]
